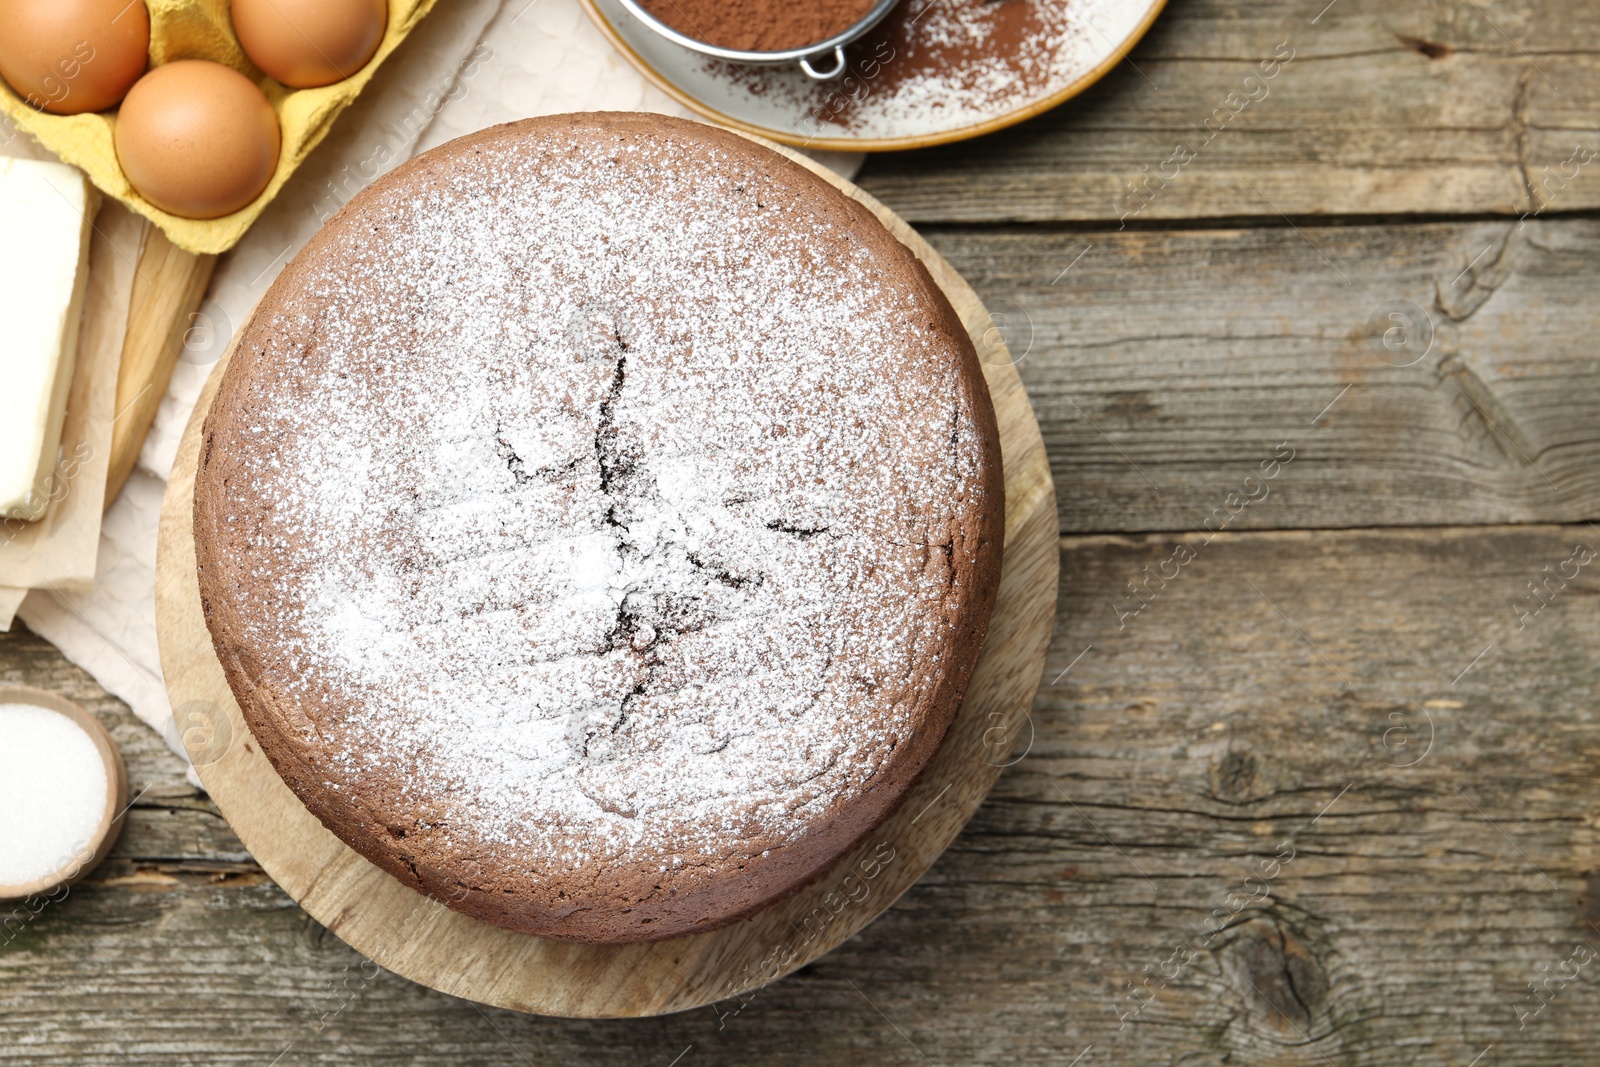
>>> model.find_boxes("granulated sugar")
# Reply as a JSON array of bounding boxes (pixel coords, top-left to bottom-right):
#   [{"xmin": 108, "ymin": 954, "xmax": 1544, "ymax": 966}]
[{"xmin": 0, "ymin": 703, "xmax": 107, "ymax": 888}]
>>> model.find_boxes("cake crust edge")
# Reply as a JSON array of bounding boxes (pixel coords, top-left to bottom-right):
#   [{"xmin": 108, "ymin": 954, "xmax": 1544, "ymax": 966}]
[{"xmin": 193, "ymin": 112, "xmax": 1006, "ymax": 944}]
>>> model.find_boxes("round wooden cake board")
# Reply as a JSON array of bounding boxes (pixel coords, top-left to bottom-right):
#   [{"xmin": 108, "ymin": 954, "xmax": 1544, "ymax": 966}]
[{"xmin": 154, "ymin": 138, "xmax": 1059, "ymax": 1019}]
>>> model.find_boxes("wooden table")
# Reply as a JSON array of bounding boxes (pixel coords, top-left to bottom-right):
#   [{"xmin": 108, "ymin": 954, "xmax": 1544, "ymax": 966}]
[{"xmin": 6, "ymin": 1, "xmax": 1600, "ymax": 1062}]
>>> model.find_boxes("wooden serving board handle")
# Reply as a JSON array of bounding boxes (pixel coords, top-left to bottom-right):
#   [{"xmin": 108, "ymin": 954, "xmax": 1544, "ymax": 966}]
[{"xmin": 104, "ymin": 230, "xmax": 217, "ymax": 510}]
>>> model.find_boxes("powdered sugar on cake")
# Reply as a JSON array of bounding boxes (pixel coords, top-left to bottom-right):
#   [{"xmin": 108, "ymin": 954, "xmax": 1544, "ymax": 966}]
[{"xmin": 213, "ymin": 129, "xmax": 987, "ymax": 876}]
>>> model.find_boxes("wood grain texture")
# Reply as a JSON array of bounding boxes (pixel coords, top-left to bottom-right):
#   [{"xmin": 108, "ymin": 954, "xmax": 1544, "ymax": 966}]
[
  {"xmin": 104, "ymin": 230, "xmax": 216, "ymax": 510},
  {"xmin": 858, "ymin": 0, "xmax": 1600, "ymax": 223},
  {"xmin": 8, "ymin": 0, "xmax": 1600, "ymax": 1056},
  {"xmin": 7, "ymin": 522, "xmax": 1600, "ymax": 1063},
  {"xmin": 925, "ymin": 216, "xmax": 1600, "ymax": 533},
  {"xmin": 150, "ymin": 147, "xmax": 1058, "ymax": 1018}
]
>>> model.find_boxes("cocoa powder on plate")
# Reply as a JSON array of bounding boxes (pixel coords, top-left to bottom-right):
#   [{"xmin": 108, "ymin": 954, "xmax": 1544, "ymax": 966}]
[
  {"xmin": 635, "ymin": 0, "xmax": 884, "ymax": 52},
  {"xmin": 704, "ymin": 0, "xmax": 1064, "ymax": 135}
]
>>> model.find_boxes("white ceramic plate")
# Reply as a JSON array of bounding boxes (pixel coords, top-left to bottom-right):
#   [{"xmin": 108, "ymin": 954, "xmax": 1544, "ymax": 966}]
[{"xmin": 581, "ymin": 0, "xmax": 1167, "ymax": 151}]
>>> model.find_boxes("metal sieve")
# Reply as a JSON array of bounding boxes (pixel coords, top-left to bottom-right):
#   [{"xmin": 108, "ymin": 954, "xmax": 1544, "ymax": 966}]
[{"xmin": 613, "ymin": 0, "xmax": 903, "ymax": 80}]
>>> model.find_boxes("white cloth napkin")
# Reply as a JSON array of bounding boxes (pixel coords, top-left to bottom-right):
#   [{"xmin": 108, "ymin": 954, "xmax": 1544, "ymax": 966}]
[{"xmin": 12, "ymin": 0, "xmax": 863, "ymax": 759}]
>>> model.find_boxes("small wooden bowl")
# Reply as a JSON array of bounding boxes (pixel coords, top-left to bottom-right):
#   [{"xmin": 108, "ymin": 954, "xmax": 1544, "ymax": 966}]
[{"xmin": 0, "ymin": 685, "xmax": 129, "ymax": 901}]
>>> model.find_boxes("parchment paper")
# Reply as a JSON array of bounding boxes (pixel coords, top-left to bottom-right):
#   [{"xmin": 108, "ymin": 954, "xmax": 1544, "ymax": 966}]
[{"xmin": 0, "ymin": 201, "xmax": 141, "ymax": 614}]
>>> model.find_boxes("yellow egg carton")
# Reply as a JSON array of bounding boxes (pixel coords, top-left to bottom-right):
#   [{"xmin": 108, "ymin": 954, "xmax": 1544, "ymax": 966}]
[{"xmin": 0, "ymin": 0, "xmax": 438, "ymax": 255}]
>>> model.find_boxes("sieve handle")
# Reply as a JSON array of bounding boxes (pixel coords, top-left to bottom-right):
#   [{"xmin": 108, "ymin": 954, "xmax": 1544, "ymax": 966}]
[{"xmin": 798, "ymin": 46, "xmax": 847, "ymax": 80}]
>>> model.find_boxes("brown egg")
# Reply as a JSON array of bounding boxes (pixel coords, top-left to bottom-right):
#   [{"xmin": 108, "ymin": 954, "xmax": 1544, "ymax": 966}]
[
  {"xmin": 232, "ymin": 0, "xmax": 387, "ymax": 89},
  {"xmin": 114, "ymin": 60, "xmax": 280, "ymax": 220},
  {"xmin": 0, "ymin": 0, "xmax": 150, "ymax": 114}
]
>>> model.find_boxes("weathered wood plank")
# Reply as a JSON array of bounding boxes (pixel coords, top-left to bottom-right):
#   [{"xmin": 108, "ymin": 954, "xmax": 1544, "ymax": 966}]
[
  {"xmin": 925, "ymin": 215, "xmax": 1600, "ymax": 533},
  {"xmin": 858, "ymin": 0, "xmax": 1600, "ymax": 223},
  {"xmin": 5, "ymin": 523, "xmax": 1600, "ymax": 1064}
]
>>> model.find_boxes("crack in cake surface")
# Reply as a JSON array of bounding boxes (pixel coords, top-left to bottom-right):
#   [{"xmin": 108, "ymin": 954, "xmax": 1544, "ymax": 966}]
[{"xmin": 198, "ymin": 118, "xmax": 998, "ymax": 932}]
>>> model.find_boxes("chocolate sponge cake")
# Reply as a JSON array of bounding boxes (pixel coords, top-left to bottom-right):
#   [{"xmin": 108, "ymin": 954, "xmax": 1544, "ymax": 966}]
[{"xmin": 193, "ymin": 112, "xmax": 1003, "ymax": 943}]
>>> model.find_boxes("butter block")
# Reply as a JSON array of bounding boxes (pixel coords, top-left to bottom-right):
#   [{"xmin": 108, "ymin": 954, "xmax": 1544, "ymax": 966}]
[{"xmin": 0, "ymin": 158, "xmax": 96, "ymax": 521}]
